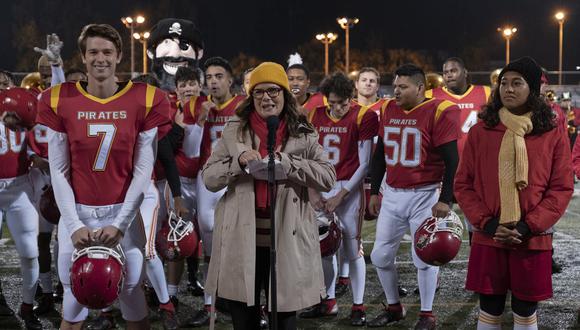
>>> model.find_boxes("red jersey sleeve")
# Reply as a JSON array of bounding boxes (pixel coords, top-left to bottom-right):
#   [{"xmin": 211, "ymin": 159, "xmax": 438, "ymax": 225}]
[
  {"xmin": 573, "ymin": 137, "xmax": 580, "ymax": 178},
  {"xmin": 36, "ymin": 85, "xmax": 65, "ymax": 132},
  {"xmin": 143, "ymin": 85, "xmax": 171, "ymax": 132},
  {"xmin": 432, "ymin": 101, "xmax": 460, "ymax": 147},
  {"xmin": 358, "ymin": 107, "xmax": 378, "ymax": 141}
]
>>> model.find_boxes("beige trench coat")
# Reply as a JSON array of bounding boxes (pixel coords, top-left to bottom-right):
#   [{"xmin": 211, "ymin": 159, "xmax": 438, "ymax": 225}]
[{"xmin": 202, "ymin": 116, "xmax": 336, "ymax": 312}]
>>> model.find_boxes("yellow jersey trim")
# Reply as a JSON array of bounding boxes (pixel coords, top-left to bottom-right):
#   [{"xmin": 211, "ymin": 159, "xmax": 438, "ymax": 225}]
[
  {"xmin": 50, "ymin": 85, "xmax": 62, "ymax": 114},
  {"xmin": 435, "ymin": 100, "xmax": 456, "ymax": 122},
  {"xmin": 76, "ymin": 81, "xmax": 133, "ymax": 105},
  {"xmin": 145, "ymin": 84, "xmax": 156, "ymax": 116},
  {"xmin": 208, "ymin": 94, "xmax": 238, "ymax": 110}
]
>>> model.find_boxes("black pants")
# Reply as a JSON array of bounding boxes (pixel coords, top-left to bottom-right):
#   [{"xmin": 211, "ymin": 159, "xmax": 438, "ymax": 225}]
[{"xmin": 225, "ymin": 247, "xmax": 297, "ymax": 330}]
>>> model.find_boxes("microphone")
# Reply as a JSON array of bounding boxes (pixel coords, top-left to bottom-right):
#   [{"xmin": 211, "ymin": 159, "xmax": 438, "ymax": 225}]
[{"xmin": 266, "ymin": 115, "xmax": 280, "ymax": 153}]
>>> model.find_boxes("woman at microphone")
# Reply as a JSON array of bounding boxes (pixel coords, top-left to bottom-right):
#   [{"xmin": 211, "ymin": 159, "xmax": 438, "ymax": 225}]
[{"xmin": 201, "ymin": 62, "xmax": 336, "ymax": 330}]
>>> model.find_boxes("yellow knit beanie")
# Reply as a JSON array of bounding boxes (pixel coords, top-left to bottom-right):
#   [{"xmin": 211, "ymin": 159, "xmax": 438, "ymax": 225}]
[{"xmin": 248, "ymin": 62, "xmax": 290, "ymax": 94}]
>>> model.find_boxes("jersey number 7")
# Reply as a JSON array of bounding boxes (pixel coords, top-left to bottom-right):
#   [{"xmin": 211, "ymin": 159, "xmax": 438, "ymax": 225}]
[{"xmin": 88, "ymin": 123, "xmax": 116, "ymax": 171}]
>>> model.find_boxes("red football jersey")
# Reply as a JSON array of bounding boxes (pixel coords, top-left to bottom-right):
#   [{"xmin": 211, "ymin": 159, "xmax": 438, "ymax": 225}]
[
  {"xmin": 27, "ymin": 124, "xmax": 49, "ymax": 159},
  {"xmin": 36, "ymin": 81, "xmax": 171, "ymax": 206},
  {"xmin": 183, "ymin": 94, "xmax": 246, "ymax": 166},
  {"xmin": 352, "ymin": 98, "xmax": 388, "ymax": 118},
  {"xmin": 309, "ymin": 104, "xmax": 378, "ymax": 180},
  {"xmin": 154, "ymin": 100, "xmax": 200, "ymax": 180},
  {"xmin": 425, "ymin": 85, "xmax": 490, "ymax": 155},
  {"xmin": 379, "ymin": 98, "xmax": 460, "ymax": 189},
  {"xmin": 302, "ymin": 92, "xmax": 327, "ymax": 113},
  {"xmin": 0, "ymin": 123, "xmax": 29, "ymax": 179}
]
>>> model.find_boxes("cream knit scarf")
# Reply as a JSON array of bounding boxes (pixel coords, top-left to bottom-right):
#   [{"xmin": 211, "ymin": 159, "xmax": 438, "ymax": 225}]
[{"xmin": 498, "ymin": 107, "xmax": 533, "ymax": 226}]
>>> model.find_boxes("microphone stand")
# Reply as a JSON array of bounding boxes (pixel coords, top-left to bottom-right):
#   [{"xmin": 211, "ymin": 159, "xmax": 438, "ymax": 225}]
[{"xmin": 267, "ymin": 123, "xmax": 278, "ymax": 330}]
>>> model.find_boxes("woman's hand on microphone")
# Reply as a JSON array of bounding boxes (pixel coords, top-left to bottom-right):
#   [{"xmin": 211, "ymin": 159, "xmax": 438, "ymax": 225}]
[{"xmin": 238, "ymin": 150, "xmax": 262, "ymax": 167}]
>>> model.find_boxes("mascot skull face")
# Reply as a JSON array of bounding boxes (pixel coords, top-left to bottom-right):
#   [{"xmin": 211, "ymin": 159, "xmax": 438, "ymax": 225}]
[{"xmin": 147, "ymin": 18, "xmax": 204, "ymax": 91}]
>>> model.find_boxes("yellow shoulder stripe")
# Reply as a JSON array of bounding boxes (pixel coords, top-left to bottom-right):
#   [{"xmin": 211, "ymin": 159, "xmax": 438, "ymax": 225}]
[
  {"xmin": 424, "ymin": 89, "xmax": 433, "ymax": 98},
  {"xmin": 435, "ymin": 100, "xmax": 456, "ymax": 122},
  {"xmin": 145, "ymin": 85, "xmax": 156, "ymax": 116},
  {"xmin": 356, "ymin": 105, "xmax": 371, "ymax": 126},
  {"xmin": 380, "ymin": 98, "xmax": 392, "ymax": 117},
  {"xmin": 50, "ymin": 85, "xmax": 62, "ymax": 114},
  {"xmin": 483, "ymin": 85, "xmax": 491, "ymax": 102}
]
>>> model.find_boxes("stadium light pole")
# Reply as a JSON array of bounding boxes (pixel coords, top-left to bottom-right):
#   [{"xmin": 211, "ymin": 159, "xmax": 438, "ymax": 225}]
[
  {"xmin": 133, "ymin": 31, "xmax": 150, "ymax": 74},
  {"xmin": 498, "ymin": 26, "xmax": 517, "ymax": 65},
  {"xmin": 122, "ymin": 15, "xmax": 145, "ymax": 77},
  {"xmin": 337, "ymin": 17, "xmax": 359, "ymax": 74},
  {"xmin": 555, "ymin": 11, "xmax": 565, "ymax": 85},
  {"xmin": 316, "ymin": 33, "xmax": 338, "ymax": 76}
]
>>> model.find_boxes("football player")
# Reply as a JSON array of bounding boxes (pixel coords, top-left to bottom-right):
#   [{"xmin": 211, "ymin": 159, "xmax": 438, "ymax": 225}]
[
  {"xmin": 27, "ymin": 35, "xmax": 68, "ymax": 315},
  {"xmin": 0, "ymin": 89, "xmax": 42, "ymax": 329},
  {"xmin": 425, "ymin": 57, "xmax": 491, "ymax": 244},
  {"xmin": 353, "ymin": 67, "xmax": 386, "ymax": 113},
  {"xmin": 161, "ymin": 66, "xmax": 205, "ymax": 312},
  {"xmin": 336, "ymin": 67, "xmax": 386, "ymax": 296},
  {"xmin": 286, "ymin": 62, "xmax": 327, "ymax": 113},
  {"xmin": 367, "ymin": 64, "xmax": 460, "ymax": 329},
  {"xmin": 182, "ymin": 56, "xmax": 246, "ymax": 327},
  {"xmin": 303, "ymin": 72, "xmax": 377, "ymax": 326},
  {"xmin": 37, "ymin": 24, "xmax": 170, "ymax": 330}
]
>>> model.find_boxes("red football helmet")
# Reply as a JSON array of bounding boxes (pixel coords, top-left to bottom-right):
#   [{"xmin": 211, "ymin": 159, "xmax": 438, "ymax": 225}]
[
  {"xmin": 414, "ymin": 211, "xmax": 464, "ymax": 266},
  {"xmin": 0, "ymin": 87, "xmax": 38, "ymax": 129},
  {"xmin": 70, "ymin": 245, "xmax": 125, "ymax": 309},
  {"xmin": 39, "ymin": 186, "xmax": 60, "ymax": 224},
  {"xmin": 156, "ymin": 211, "xmax": 198, "ymax": 261},
  {"xmin": 317, "ymin": 211, "xmax": 342, "ymax": 257}
]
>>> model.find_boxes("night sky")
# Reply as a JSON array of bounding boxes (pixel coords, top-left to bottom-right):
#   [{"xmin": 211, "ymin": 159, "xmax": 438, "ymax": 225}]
[{"xmin": 2, "ymin": 0, "xmax": 579, "ymax": 76}]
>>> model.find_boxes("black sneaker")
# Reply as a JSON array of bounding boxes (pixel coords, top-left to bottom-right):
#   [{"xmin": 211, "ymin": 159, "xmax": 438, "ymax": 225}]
[
  {"xmin": 0, "ymin": 293, "xmax": 14, "ymax": 316},
  {"xmin": 299, "ymin": 300, "xmax": 338, "ymax": 318},
  {"xmin": 182, "ymin": 308, "xmax": 210, "ymax": 327},
  {"xmin": 159, "ymin": 308, "xmax": 179, "ymax": 330},
  {"xmin": 398, "ymin": 285, "xmax": 409, "ymax": 297},
  {"xmin": 19, "ymin": 304, "xmax": 42, "ymax": 330},
  {"xmin": 34, "ymin": 293, "xmax": 57, "ymax": 315},
  {"xmin": 414, "ymin": 314, "xmax": 436, "ymax": 330},
  {"xmin": 367, "ymin": 304, "xmax": 406, "ymax": 328},
  {"xmin": 84, "ymin": 312, "xmax": 116, "ymax": 330},
  {"xmin": 350, "ymin": 307, "xmax": 366, "ymax": 326},
  {"xmin": 187, "ymin": 280, "xmax": 205, "ymax": 297}
]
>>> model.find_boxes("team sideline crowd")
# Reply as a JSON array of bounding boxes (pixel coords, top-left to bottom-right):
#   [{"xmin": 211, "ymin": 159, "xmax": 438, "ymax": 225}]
[{"xmin": 0, "ymin": 17, "xmax": 580, "ymax": 330}]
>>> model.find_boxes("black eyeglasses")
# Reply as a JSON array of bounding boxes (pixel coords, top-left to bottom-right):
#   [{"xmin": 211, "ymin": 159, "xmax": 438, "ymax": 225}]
[{"xmin": 252, "ymin": 87, "xmax": 283, "ymax": 99}]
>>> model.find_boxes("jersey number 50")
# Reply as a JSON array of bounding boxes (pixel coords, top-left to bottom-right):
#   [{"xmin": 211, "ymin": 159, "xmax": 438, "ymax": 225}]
[
  {"xmin": 383, "ymin": 127, "xmax": 421, "ymax": 167},
  {"xmin": 0, "ymin": 126, "xmax": 25, "ymax": 155},
  {"xmin": 88, "ymin": 123, "xmax": 117, "ymax": 171}
]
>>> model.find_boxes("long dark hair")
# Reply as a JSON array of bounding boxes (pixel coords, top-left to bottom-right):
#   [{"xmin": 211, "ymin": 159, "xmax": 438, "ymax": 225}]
[
  {"xmin": 236, "ymin": 88, "xmax": 315, "ymax": 143},
  {"xmin": 478, "ymin": 88, "xmax": 555, "ymax": 135}
]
